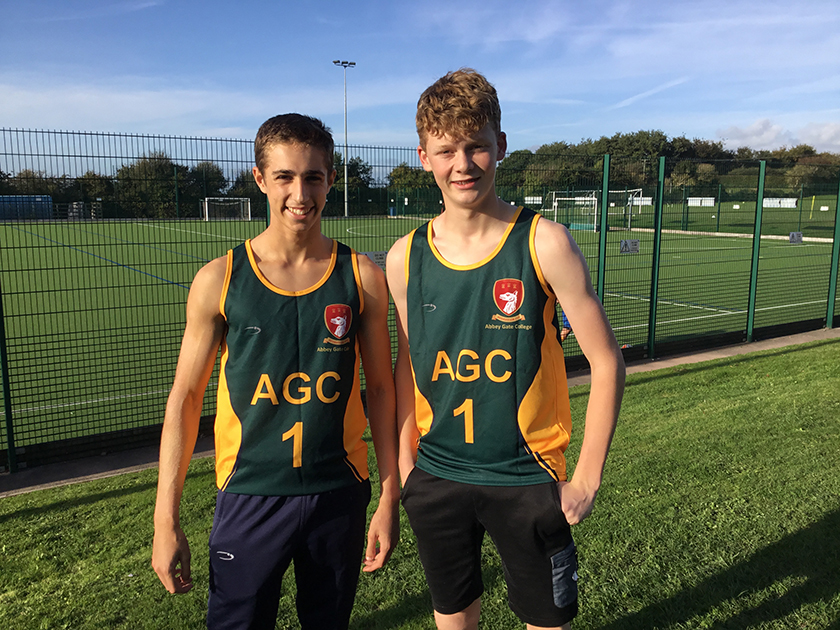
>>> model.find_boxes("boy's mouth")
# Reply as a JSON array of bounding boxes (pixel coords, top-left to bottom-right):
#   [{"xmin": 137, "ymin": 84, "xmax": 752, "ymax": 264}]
[{"xmin": 452, "ymin": 177, "xmax": 479, "ymax": 187}]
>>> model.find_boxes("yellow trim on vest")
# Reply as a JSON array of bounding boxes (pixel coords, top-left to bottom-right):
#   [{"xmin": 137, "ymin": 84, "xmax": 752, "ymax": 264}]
[
  {"xmin": 528, "ymin": 213, "xmax": 556, "ymax": 299},
  {"xmin": 517, "ymin": 295, "xmax": 571, "ymax": 482},
  {"xmin": 342, "ymin": 337, "xmax": 370, "ymax": 482},
  {"xmin": 220, "ymin": 249, "xmax": 234, "ymax": 321},
  {"xmin": 426, "ymin": 206, "xmax": 523, "ymax": 271},
  {"xmin": 215, "ymin": 341, "xmax": 243, "ymax": 490},
  {"xmin": 404, "ymin": 229, "xmax": 416, "ymax": 285},
  {"xmin": 350, "ymin": 248, "xmax": 364, "ymax": 314},
  {"xmin": 410, "ymin": 355, "xmax": 434, "ymax": 436},
  {"xmin": 244, "ymin": 238, "xmax": 338, "ymax": 296}
]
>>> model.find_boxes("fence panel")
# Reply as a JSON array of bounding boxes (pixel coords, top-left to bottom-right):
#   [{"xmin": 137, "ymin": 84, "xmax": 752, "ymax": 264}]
[{"xmin": 753, "ymin": 172, "xmax": 839, "ymax": 334}]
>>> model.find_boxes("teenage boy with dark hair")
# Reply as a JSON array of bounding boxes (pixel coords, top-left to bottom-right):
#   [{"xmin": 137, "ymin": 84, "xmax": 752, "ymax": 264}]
[
  {"xmin": 387, "ymin": 69, "xmax": 625, "ymax": 630},
  {"xmin": 152, "ymin": 113, "xmax": 399, "ymax": 630}
]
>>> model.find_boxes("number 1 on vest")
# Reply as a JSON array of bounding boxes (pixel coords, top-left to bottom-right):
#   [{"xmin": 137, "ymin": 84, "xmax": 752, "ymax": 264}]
[
  {"xmin": 454, "ymin": 399, "xmax": 474, "ymax": 444},
  {"xmin": 282, "ymin": 422, "xmax": 303, "ymax": 467}
]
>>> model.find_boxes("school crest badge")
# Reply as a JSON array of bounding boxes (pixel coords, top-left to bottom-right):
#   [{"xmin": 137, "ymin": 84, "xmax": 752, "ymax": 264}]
[
  {"xmin": 324, "ymin": 304, "xmax": 352, "ymax": 345},
  {"xmin": 492, "ymin": 279, "xmax": 526, "ymax": 322}
]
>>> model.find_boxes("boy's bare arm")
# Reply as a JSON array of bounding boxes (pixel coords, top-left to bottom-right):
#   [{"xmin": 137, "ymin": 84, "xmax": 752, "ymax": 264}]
[
  {"xmin": 356, "ymin": 254, "xmax": 400, "ymax": 572},
  {"xmin": 385, "ymin": 236, "xmax": 420, "ymax": 485},
  {"xmin": 535, "ymin": 219, "xmax": 626, "ymax": 525},
  {"xmin": 152, "ymin": 257, "xmax": 227, "ymax": 593}
]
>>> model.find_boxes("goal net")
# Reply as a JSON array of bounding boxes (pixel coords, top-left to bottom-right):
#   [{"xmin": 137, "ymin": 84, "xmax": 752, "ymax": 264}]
[
  {"xmin": 202, "ymin": 197, "xmax": 252, "ymax": 221},
  {"xmin": 543, "ymin": 189, "xmax": 643, "ymax": 231}
]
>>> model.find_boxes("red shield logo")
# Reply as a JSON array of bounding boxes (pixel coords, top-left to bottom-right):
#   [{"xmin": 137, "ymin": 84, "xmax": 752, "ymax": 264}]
[
  {"xmin": 325, "ymin": 304, "xmax": 352, "ymax": 340},
  {"xmin": 494, "ymin": 279, "xmax": 524, "ymax": 316}
]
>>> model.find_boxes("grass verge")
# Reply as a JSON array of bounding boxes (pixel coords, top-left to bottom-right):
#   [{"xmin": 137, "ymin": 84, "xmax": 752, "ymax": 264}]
[{"xmin": 1, "ymin": 338, "xmax": 839, "ymax": 628}]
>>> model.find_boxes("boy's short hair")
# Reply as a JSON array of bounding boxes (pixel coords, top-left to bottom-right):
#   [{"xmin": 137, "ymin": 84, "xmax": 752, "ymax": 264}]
[
  {"xmin": 416, "ymin": 68, "xmax": 501, "ymax": 147},
  {"xmin": 254, "ymin": 113, "xmax": 335, "ymax": 173}
]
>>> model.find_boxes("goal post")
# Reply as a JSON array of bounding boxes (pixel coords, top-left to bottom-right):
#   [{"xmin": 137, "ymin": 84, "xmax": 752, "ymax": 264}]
[
  {"xmin": 544, "ymin": 190, "xmax": 599, "ymax": 230},
  {"xmin": 543, "ymin": 189, "xmax": 643, "ymax": 231},
  {"xmin": 202, "ymin": 197, "xmax": 252, "ymax": 221}
]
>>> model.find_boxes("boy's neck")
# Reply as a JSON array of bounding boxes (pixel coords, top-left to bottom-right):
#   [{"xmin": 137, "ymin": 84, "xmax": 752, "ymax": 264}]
[
  {"xmin": 249, "ymin": 223, "xmax": 333, "ymax": 291},
  {"xmin": 431, "ymin": 196, "xmax": 519, "ymax": 266}
]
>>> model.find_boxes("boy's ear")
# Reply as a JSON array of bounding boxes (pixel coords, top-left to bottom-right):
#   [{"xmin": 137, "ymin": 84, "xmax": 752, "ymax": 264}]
[
  {"xmin": 328, "ymin": 168, "xmax": 337, "ymax": 187},
  {"xmin": 496, "ymin": 131, "xmax": 507, "ymax": 161},
  {"xmin": 418, "ymin": 145, "xmax": 433, "ymax": 172},
  {"xmin": 252, "ymin": 166, "xmax": 267, "ymax": 193}
]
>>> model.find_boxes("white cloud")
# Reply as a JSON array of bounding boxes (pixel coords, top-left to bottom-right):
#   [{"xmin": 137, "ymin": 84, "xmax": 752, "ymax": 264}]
[
  {"xmin": 718, "ymin": 119, "xmax": 796, "ymax": 150},
  {"xmin": 798, "ymin": 122, "xmax": 840, "ymax": 153},
  {"xmin": 607, "ymin": 77, "xmax": 689, "ymax": 110},
  {"xmin": 717, "ymin": 119, "xmax": 840, "ymax": 153}
]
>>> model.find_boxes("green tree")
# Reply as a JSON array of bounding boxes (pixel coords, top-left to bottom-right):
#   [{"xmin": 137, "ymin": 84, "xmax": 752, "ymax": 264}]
[
  {"xmin": 115, "ymin": 151, "xmax": 189, "ymax": 218},
  {"xmin": 497, "ymin": 150, "xmax": 534, "ymax": 188},
  {"xmin": 333, "ymin": 153, "xmax": 374, "ymax": 190},
  {"xmin": 229, "ymin": 169, "xmax": 267, "ymax": 217},
  {"xmin": 387, "ymin": 162, "xmax": 435, "ymax": 189},
  {"xmin": 187, "ymin": 161, "xmax": 228, "ymax": 199},
  {"xmin": 10, "ymin": 169, "xmax": 76, "ymax": 201},
  {"xmin": 77, "ymin": 170, "xmax": 115, "ymax": 201},
  {"xmin": 0, "ymin": 170, "xmax": 13, "ymax": 194}
]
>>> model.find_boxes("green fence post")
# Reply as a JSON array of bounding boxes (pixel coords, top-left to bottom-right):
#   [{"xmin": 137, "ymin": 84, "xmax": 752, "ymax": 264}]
[
  {"xmin": 647, "ymin": 157, "xmax": 666, "ymax": 359},
  {"xmin": 681, "ymin": 185, "xmax": 688, "ymax": 230},
  {"xmin": 0, "ymin": 276, "xmax": 17, "ymax": 473},
  {"xmin": 266, "ymin": 194, "xmax": 271, "ymax": 227},
  {"xmin": 174, "ymin": 166, "xmax": 180, "ymax": 219},
  {"xmin": 746, "ymin": 161, "xmax": 767, "ymax": 342},
  {"xmin": 716, "ymin": 183, "xmax": 722, "ymax": 232},
  {"xmin": 596, "ymin": 154, "xmax": 611, "ymax": 301},
  {"xmin": 825, "ymin": 170, "xmax": 840, "ymax": 328}
]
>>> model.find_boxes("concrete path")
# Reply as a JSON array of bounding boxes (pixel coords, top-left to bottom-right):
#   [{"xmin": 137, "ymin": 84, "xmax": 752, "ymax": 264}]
[{"xmin": 2, "ymin": 327, "xmax": 839, "ymax": 499}]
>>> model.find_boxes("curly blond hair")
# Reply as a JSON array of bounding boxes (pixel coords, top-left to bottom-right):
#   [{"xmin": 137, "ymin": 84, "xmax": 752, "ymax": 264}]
[{"xmin": 415, "ymin": 68, "xmax": 501, "ymax": 147}]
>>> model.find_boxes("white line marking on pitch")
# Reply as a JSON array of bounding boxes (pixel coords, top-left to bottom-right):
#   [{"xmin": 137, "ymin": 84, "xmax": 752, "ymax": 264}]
[
  {"xmin": 1, "ymin": 381, "xmax": 219, "ymax": 416},
  {"xmin": 137, "ymin": 222, "xmax": 242, "ymax": 241},
  {"xmin": 612, "ymin": 299, "xmax": 827, "ymax": 332}
]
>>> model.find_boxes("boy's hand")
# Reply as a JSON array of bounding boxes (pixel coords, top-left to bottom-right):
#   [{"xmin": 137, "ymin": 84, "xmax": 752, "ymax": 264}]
[
  {"xmin": 557, "ymin": 479, "xmax": 598, "ymax": 526},
  {"xmin": 152, "ymin": 526, "xmax": 193, "ymax": 593},
  {"xmin": 363, "ymin": 498, "xmax": 399, "ymax": 572}
]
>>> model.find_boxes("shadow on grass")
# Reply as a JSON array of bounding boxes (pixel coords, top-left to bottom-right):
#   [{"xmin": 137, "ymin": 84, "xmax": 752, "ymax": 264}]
[
  {"xmin": 0, "ymin": 467, "xmax": 215, "ymax": 524},
  {"xmin": 597, "ymin": 507, "xmax": 840, "ymax": 629},
  {"xmin": 349, "ymin": 590, "xmax": 433, "ymax": 630},
  {"xmin": 349, "ymin": 557, "xmax": 507, "ymax": 629}
]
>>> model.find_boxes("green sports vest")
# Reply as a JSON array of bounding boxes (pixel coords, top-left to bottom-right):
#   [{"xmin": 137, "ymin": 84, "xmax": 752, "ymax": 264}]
[
  {"xmin": 406, "ymin": 207, "xmax": 572, "ymax": 486},
  {"xmin": 214, "ymin": 239, "xmax": 369, "ymax": 496}
]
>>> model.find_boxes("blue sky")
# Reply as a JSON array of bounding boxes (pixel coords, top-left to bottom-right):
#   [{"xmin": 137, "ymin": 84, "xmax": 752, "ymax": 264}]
[{"xmin": 2, "ymin": 0, "xmax": 839, "ymax": 153}]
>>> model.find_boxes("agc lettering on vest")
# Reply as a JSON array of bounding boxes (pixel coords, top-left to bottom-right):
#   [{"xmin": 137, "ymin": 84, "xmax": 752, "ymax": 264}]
[
  {"xmin": 250, "ymin": 371, "xmax": 341, "ymax": 406},
  {"xmin": 431, "ymin": 349, "xmax": 512, "ymax": 383}
]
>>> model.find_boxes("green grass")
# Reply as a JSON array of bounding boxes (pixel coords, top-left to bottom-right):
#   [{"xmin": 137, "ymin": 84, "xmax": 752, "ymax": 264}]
[{"xmin": 1, "ymin": 338, "xmax": 839, "ymax": 628}]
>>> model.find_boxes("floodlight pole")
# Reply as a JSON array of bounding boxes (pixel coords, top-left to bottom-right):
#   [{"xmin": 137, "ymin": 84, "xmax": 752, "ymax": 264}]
[{"xmin": 333, "ymin": 60, "xmax": 355, "ymax": 218}]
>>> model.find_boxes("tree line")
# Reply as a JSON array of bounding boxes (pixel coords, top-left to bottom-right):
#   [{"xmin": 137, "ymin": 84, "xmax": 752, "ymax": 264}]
[{"xmin": 2, "ymin": 130, "xmax": 838, "ymax": 219}]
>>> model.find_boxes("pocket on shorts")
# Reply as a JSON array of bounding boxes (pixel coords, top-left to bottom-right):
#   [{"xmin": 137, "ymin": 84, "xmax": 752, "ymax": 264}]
[
  {"xmin": 400, "ymin": 466, "xmax": 420, "ymax": 503},
  {"xmin": 549, "ymin": 482, "xmax": 569, "ymax": 526},
  {"xmin": 550, "ymin": 542, "xmax": 579, "ymax": 609}
]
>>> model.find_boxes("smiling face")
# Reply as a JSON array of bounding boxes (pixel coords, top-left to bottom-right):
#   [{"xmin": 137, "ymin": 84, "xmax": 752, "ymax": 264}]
[
  {"xmin": 418, "ymin": 123, "xmax": 507, "ymax": 212},
  {"xmin": 252, "ymin": 142, "xmax": 335, "ymax": 235}
]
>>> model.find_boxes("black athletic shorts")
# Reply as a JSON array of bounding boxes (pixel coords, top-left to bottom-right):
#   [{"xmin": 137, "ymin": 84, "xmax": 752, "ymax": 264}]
[
  {"xmin": 207, "ymin": 481, "xmax": 371, "ymax": 630},
  {"xmin": 401, "ymin": 467, "xmax": 578, "ymax": 627}
]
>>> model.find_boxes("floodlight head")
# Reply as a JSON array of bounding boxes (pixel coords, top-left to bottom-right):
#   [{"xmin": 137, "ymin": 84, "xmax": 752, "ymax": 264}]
[{"xmin": 333, "ymin": 60, "xmax": 340, "ymax": 65}]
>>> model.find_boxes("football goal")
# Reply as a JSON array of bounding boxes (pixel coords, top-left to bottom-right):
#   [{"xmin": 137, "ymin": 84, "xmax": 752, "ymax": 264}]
[
  {"xmin": 543, "ymin": 189, "xmax": 643, "ymax": 231},
  {"xmin": 202, "ymin": 197, "xmax": 252, "ymax": 221}
]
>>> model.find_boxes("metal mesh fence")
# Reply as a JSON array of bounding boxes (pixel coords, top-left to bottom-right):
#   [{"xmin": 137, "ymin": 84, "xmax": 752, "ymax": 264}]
[{"xmin": 1, "ymin": 129, "xmax": 838, "ymax": 471}]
